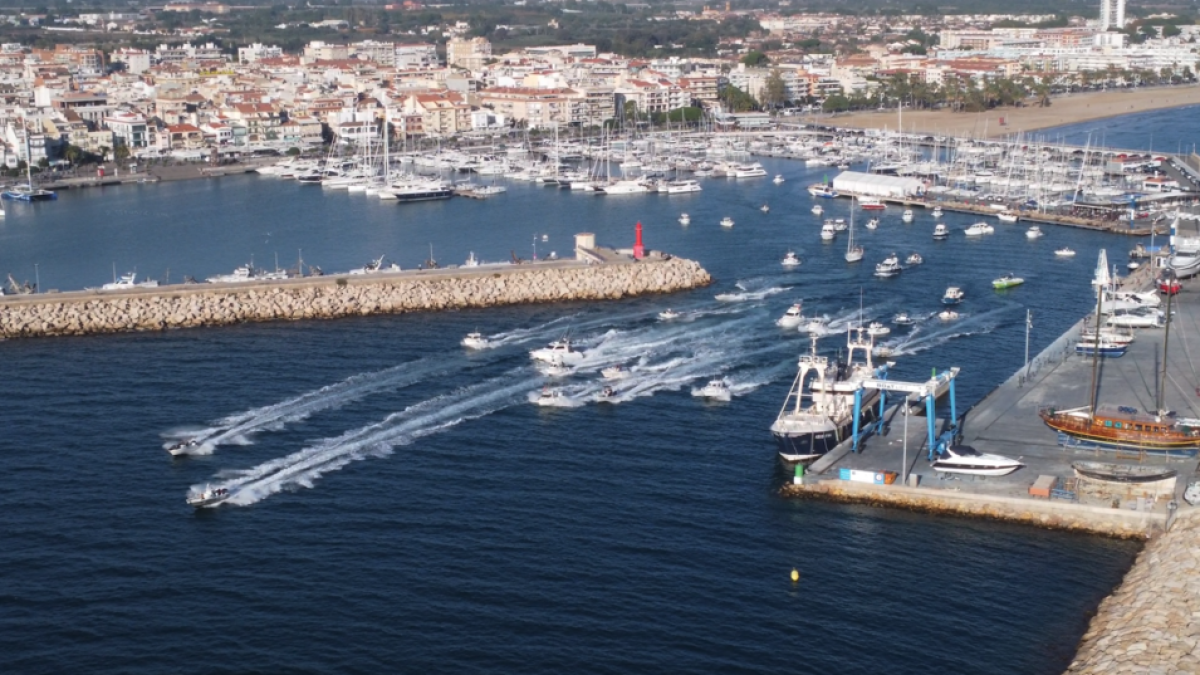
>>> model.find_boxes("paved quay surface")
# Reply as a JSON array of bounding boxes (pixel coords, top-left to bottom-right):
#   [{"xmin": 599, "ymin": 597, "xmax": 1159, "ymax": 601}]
[{"xmin": 787, "ymin": 260, "xmax": 1200, "ymax": 536}]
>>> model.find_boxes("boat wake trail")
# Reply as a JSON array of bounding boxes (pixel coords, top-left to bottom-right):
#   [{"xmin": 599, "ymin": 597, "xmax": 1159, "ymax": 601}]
[
  {"xmin": 878, "ymin": 306, "xmax": 1011, "ymax": 356},
  {"xmin": 211, "ymin": 372, "xmax": 538, "ymax": 505},
  {"xmin": 486, "ymin": 314, "xmax": 581, "ymax": 347},
  {"xmin": 715, "ymin": 286, "xmax": 789, "ymax": 303},
  {"xmin": 165, "ymin": 358, "xmax": 449, "ymax": 456}
]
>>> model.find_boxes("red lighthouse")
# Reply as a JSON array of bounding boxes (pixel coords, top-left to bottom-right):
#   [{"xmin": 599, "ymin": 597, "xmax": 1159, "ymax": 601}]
[{"xmin": 633, "ymin": 221, "xmax": 645, "ymax": 259}]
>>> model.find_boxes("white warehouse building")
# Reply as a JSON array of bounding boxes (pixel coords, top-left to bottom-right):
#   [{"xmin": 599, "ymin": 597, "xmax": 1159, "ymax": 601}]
[{"xmin": 832, "ymin": 171, "xmax": 925, "ymax": 198}]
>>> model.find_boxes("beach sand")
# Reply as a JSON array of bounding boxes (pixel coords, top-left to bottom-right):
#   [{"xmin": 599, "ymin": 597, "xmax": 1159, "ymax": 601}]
[{"xmin": 826, "ymin": 84, "xmax": 1200, "ymax": 141}]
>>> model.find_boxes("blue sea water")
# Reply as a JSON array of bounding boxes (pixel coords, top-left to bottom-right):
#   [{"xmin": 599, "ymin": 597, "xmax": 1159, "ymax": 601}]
[
  {"xmin": 1032, "ymin": 102, "xmax": 1200, "ymax": 154},
  {"xmin": 0, "ymin": 159, "xmax": 1141, "ymax": 673}
]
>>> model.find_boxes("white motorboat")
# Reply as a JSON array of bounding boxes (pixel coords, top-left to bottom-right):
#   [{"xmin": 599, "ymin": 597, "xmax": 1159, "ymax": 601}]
[
  {"xmin": 1079, "ymin": 325, "xmax": 1135, "ymax": 346},
  {"xmin": 349, "ymin": 255, "xmax": 400, "ymax": 275},
  {"xmin": 893, "ymin": 312, "xmax": 915, "ymax": 326},
  {"xmin": 100, "ymin": 271, "xmax": 159, "ymax": 291},
  {"xmin": 463, "ymin": 252, "xmax": 480, "ymax": 268},
  {"xmin": 811, "ymin": 205, "xmax": 823, "ymax": 216},
  {"xmin": 905, "ymin": 253, "xmax": 923, "ymax": 265},
  {"xmin": 799, "ymin": 316, "xmax": 829, "ymax": 334},
  {"xmin": 998, "ymin": 211, "xmax": 1020, "ymax": 223},
  {"xmin": 781, "ymin": 251, "xmax": 801, "ymax": 267},
  {"xmin": 733, "ymin": 162, "xmax": 767, "ymax": 178},
  {"xmin": 773, "ymin": 174, "xmax": 785, "ymax": 184},
  {"xmin": 541, "ymin": 359, "xmax": 572, "ymax": 377},
  {"xmin": 678, "ymin": 213, "xmax": 691, "ymax": 225},
  {"xmin": 694, "ymin": 378, "xmax": 732, "ymax": 402},
  {"xmin": 533, "ymin": 387, "xmax": 568, "ymax": 406},
  {"xmin": 938, "ymin": 310, "xmax": 960, "ymax": 321},
  {"xmin": 874, "ymin": 253, "xmax": 902, "ymax": 278},
  {"xmin": 901, "ymin": 209, "xmax": 914, "ymax": 223},
  {"xmin": 832, "ymin": 218, "xmax": 847, "ymax": 232},
  {"xmin": 1026, "ymin": 226, "xmax": 1043, "ymax": 239},
  {"xmin": 166, "ymin": 438, "xmax": 201, "ymax": 456},
  {"xmin": 807, "ymin": 183, "xmax": 837, "ymax": 198},
  {"xmin": 932, "ymin": 206, "xmax": 943, "ymax": 218},
  {"xmin": 530, "ymin": 338, "xmax": 585, "ymax": 365},
  {"xmin": 658, "ymin": 308, "xmax": 681, "ymax": 321},
  {"xmin": 932, "ymin": 445, "xmax": 1023, "ymax": 476},
  {"xmin": 942, "ymin": 286, "xmax": 965, "ymax": 304},
  {"xmin": 186, "ymin": 484, "xmax": 231, "ymax": 508},
  {"xmin": 933, "ymin": 223, "xmax": 949, "ymax": 240},
  {"xmin": 1106, "ymin": 310, "xmax": 1163, "ymax": 328},
  {"xmin": 720, "ymin": 216, "xmax": 734, "ymax": 228},
  {"xmin": 865, "ymin": 218, "xmax": 879, "ymax": 230},
  {"xmin": 776, "ymin": 303, "xmax": 805, "ymax": 328},
  {"xmin": 597, "ymin": 385, "xmax": 616, "ymax": 402},
  {"xmin": 761, "ymin": 204, "xmax": 770, "ymax": 213},
  {"xmin": 1055, "ymin": 247, "xmax": 1076, "ymax": 257},
  {"xmin": 664, "ymin": 180, "xmax": 702, "ymax": 194},
  {"xmin": 964, "ymin": 222, "xmax": 994, "ymax": 236},
  {"xmin": 820, "ymin": 221, "xmax": 837, "ymax": 241},
  {"xmin": 1168, "ymin": 247, "xmax": 1200, "ymax": 279},
  {"xmin": 866, "ymin": 321, "xmax": 891, "ymax": 337},
  {"xmin": 461, "ymin": 331, "xmax": 490, "ymax": 350},
  {"xmin": 600, "ymin": 365, "xmax": 629, "ymax": 380},
  {"xmin": 873, "ymin": 345, "xmax": 897, "ymax": 358},
  {"xmin": 598, "ymin": 180, "xmax": 650, "ymax": 195}
]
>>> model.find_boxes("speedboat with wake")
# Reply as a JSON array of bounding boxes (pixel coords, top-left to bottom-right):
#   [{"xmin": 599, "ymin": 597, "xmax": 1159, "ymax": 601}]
[
  {"xmin": 938, "ymin": 310, "xmax": 959, "ymax": 321},
  {"xmin": 777, "ymin": 303, "xmax": 805, "ymax": 328},
  {"xmin": 874, "ymin": 253, "xmax": 902, "ymax": 278},
  {"xmin": 186, "ymin": 485, "xmax": 231, "ymax": 508},
  {"xmin": 678, "ymin": 213, "xmax": 690, "ymax": 225},
  {"xmin": 866, "ymin": 322, "xmax": 890, "ymax": 337},
  {"xmin": 1025, "ymin": 226, "xmax": 1043, "ymax": 239},
  {"xmin": 942, "ymin": 286, "xmax": 964, "ymax": 305},
  {"xmin": 992, "ymin": 273, "xmax": 1024, "ymax": 290},
  {"xmin": 533, "ymin": 387, "xmax": 568, "ymax": 406},
  {"xmin": 601, "ymin": 365, "xmax": 629, "ymax": 380},
  {"xmin": 1055, "ymin": 247, "xmax": 1076, "ymax": 257},
  {"xmin": 781, "ymin": 251, "xmax": 801, "ymax": 267},
  {"xmin": 893, "ymin": 312, "xmax": 915, "ymax": 326},
  {"xmin": 462, "ymin": 331, "xmax": 490, "ymax": 349},
  {"xmin": 772, "ymin": 330, "xmax": 885, "ymax": 462},
  {"xmin": 530, "ymin": 338, "xmax": 585, "ymax": 365},
  {"xmin": 167, "ymin": 438, "xmax": 202, "ymax": 456},
  {"xmin": 658, "ymin": 308, "xmax": 681, "ymax": 321},
  {"xmin": 905, "ymin": 252, "xmax": 923, "ymax": 265},
  {"xmin": 694, "ymin": 378, "xmax": 732, "ymax": 402},
  {"xmin": 964, "ymin": 222, "xmax": 994, "ymax": 236},
  {"xmin": 932, "ymin": 445, "xmax": 1023, "ymax": 476},
  {"xmin": 932, "ymin": 223, "xmax": 949, "ymax": 240}
]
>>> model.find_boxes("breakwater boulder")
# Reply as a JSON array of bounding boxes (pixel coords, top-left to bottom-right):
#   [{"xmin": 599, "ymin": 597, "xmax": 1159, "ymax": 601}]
[
  {"xmin": 1065, "ymin": 510, "xmax": 1200, "ymax": 674},
  {"xmin": 0, "ymin": 257, "xmax": 711, "ymax": 339}
]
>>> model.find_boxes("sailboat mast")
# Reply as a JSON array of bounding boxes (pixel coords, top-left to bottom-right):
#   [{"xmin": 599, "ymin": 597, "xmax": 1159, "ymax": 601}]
[
  {"xmin": 1157, "ymin": 274, "xmax": 1174, "ymax": 415},
  {"xmin": 1088, "ymin": 274, "xmax": 1104, "ymax": 421}
]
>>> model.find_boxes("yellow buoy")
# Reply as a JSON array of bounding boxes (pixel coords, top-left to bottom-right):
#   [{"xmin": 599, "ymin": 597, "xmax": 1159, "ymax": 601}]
[{"xmin": 790, "ymin": 569, "xmax": 799, "ymax": 582}]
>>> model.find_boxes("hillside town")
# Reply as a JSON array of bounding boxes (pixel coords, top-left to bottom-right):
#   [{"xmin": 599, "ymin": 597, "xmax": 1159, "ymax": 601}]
[{"xmin": 0, "ymin": 0, "xmax": 1198, "ymax": 166}]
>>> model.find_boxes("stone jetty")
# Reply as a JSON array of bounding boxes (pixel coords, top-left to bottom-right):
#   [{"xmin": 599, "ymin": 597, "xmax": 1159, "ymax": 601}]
[
  {"xmin": 1065, "ymin": 510, "xmax": 1200, "ymax": 674},
  {"xmin": 0, "ymin": 251, "xmax": 710, "ymax": 339}
]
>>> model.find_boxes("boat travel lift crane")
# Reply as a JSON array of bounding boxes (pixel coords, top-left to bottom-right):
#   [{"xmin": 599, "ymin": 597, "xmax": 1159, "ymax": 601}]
[{"xmin": 849, "ymin": 367, "xmax": 962, "ymax": 460}]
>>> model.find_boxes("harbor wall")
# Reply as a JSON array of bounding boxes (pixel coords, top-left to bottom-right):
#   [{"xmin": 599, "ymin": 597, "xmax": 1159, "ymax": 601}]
[
  {"xmin": 780, "ymin": 480, "xmax": 1165, "ymax": 538},
  {"xmin": 0, "ymin": 255, "xmax": 711, "ymax": 339},
  {"xmin": 1064, "ymin": 510, "xmax": 1200, "ymax": 674}
]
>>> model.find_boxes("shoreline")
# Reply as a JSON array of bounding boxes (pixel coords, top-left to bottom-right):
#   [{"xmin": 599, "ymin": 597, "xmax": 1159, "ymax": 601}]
[{"xmin": 823, "ymin": 84, "xmax": 1200, "ymax": 140}]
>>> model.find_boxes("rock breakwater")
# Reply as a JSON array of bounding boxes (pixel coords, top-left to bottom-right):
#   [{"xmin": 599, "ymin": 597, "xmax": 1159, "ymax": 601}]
[
  {"xmin": 1065, "ymin": 510, "xmax": 1200, "ymax": 674},
  {"xmin": 0, "ymin": 257, "xmax": 711, "ymax": 339}
]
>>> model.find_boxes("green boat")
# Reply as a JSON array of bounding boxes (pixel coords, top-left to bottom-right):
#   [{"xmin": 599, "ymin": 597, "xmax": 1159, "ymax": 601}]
[{"xmin": 992, "ymin": 274, "xmax": 1025, "ymax": 290}]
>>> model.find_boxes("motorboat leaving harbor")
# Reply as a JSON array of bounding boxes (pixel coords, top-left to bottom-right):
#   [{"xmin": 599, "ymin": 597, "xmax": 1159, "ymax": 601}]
[
  {"xmin": 820, "ymin": 221, "xmax": 837, "ymax": 241},
  {"xmin": 530, "ymin": 338, "xmax": 584, "ymax": 365},
  {"xmin": 866, "ymin": 322, "xmax": 890, "ymax": 337},
  {"xmin": 905, "ymin": 253, "xmax": 923, "ymax": 265},
  {"xmin": 992, "ymin": 274, "xmax": 1025, "ymax": 290},
  {"xmin": 771, "ymin": 331, "xmax": 884, "ymax": 462},
  {"xmin": 932, "ymin": 206, "xmax": 943, "ymax": 218},
  {"xmin": 807, "ymin": 183, "xmax": 837, "ymax": 198},
  {"xmin": 812, "ymin": 205, "xmax": 823, "ymax": 216},
  {"xmin": 933, "ymin": 223, "xmax": 949, "ymax": 240},
  {"xmin": 462, "ymin": 332, "xmax": 490, "ymax": 350},
  {"xmin": 776, "ymin": 303, "xmax": 805, "ymax": 328},
  {"xmin": 600, "ymin": 365, "xmax": 628, "ymax": 380},
  {"xmin": 865, "ymin": 218, "xmax": 879, "ymax": 230},
  {"xmin": 760, "ymin": 204, "xmax": 770, "ymax": 213},
  {"xmin": 541, "ymin": 358, "xmax": 572, "ymax": 377},
  {"xmin": 533, "ymin": 387, "xmax": 568, "ymax": 406},
  {"xmin": 100, "ymin": 271, "xmax": 159, "ymax": 291},
  {"xmin": 799, "ymin": 316, "xmax": 829, "ymax": 334},
  {"xmin": 1056, "ymin": 247, "xmax": 1076, "ymax": 257},
  {"xmin": 938, "ymin": 310, "xmax": 960, "ymax": 321},
  {"xmin": 893, "ymin": 312, "xmax": 915, "ymax": 326},
  {"xmin": 598, "ymin": 386, "xmax": 615, "ymax": 401},
  {"xmin": 658, "ymin": 308, "xmax": 681, "ymax": 321},
  {"xmin": 874, "ymin": 253, "xmax": 902, "ymax": 278},
  {"xmin": 998, "ymin": 212, "xmax": 1020, "ymax": 223},
  {"xmin": 942, "ymin": 286, "xmax": 965, "ymax": 304},
  {"xmin": 781, "ymin": 251, "xmax": 801, "ymax": 267},
  {"xmin": 694, "ymin": 378, "xmax": 732, "ymax": 402},
  {"xmin": 186, "ymin": 485, "xmax": 231, "ymax": 508},
  {"xmin": 832, "ymin": 218, "xmax": 847, "ymax": 232},
  {"xmin": 678, "ymin": 213, "xmax": 690, "ymax": 225},
  {"xmin": 774, "ymin": 174, "xmax": 785, "ymax": 184},
  {"xmin": 167, "ymin": 438, "xmax": 201, "ymax": 455},
  {"xmin": 964, "ymin": 222, "xmax": 994, "ymax": 236},
  {"xmin": 720, "ymin": 216, "xmax": 734, "ymax": 228},
  {"xmin": 932, "ymin": 445, "xmax": 1023, "ymax": 476},
  {"xmin": 901, "ymin": 209, "xmax": 914, "ymax": 223},
  {"xmin": 1026, "ymin": 226, "xmax": 1043, "ymax": 239}
]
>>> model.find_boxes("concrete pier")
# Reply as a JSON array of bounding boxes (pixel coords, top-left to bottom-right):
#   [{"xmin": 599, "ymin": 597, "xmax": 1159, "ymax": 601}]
[{"xmin": 0, "ymin": 247, "xmax": 711, "ymax": 339}]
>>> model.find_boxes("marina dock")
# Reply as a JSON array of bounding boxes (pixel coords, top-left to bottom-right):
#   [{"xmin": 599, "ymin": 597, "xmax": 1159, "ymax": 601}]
[{"xmin": 783, "ymin": 262, "xmax": 1200, "ymax": 538}]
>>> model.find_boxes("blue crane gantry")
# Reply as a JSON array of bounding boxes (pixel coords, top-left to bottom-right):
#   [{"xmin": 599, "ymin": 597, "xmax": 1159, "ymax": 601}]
[{"xmin": 849, "ymin": 367, "xmax": 962, "ymax": 460}]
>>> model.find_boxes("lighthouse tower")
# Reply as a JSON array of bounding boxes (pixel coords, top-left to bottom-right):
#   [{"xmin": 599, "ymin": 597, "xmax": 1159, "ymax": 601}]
[{"xmin": 633, "ymin": 221, "xmax": 645, "ymax": 259}]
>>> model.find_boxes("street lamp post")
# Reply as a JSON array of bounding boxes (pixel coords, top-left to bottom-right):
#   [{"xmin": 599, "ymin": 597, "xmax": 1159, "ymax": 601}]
[
  {"xmin": 34, "ymin": 263, "xmax": 39, "ymax": 294},
  {"xmin": 902, "ymin": 401, "xmax": 909, "ymax": 486}
]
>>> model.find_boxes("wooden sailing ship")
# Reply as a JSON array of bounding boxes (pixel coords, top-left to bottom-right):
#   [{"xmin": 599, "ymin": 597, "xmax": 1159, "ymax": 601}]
[{"xmin": 1039, "ymin": 254, "xmax": 1200, "ymax": 455}]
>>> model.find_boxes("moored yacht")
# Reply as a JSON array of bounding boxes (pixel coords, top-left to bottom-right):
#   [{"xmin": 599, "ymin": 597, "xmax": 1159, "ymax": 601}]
[
  {"xmin": 100, "ymin": 271, "xmax": 159, "ymax": 291},
  {"xmin": 1026, "ymin": 225, "xmax": 1043, "ymax": 239},
  {"xmin": 349, "ymin": 255, "xmax": 400, "ymax": 275},
  {"xmin": 820, "ymin": 221, "xmax": 837, "ymax": 241},
  {"xmin": 772, "ymin": 331, "xmax": 885, "ymax": 462},
  {"xmin": 807, "ymin": 183, "xmax": 837, "ymax": 198},
  {"xmin": 664, "ymin": 179, "xmax": 702, "ymax": 194}
]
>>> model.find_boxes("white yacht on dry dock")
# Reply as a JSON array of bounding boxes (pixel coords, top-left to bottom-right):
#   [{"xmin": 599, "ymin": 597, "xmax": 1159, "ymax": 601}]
[
  {"xmin": 349, "ymin": 255, "xmax": 400, "ymax": 275},
  {"xmin": 99, "ymin": 271, "xmax": 159, "ymax": 291}
]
